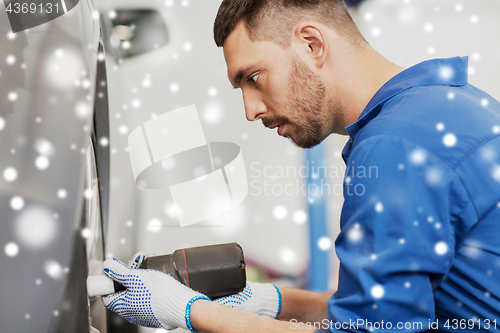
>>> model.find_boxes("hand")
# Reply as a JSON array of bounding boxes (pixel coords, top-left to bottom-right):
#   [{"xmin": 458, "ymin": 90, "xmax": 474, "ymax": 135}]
[
  {"xmin": 102, "ymin": 258, "xmax": 210, "ymax": 331},
  {"xmin": 214, "ymin": 281, "xmax": 282, "ymax": 319},
  {"xmin": 127, "ymin": 251, "xmax": 147, "ymax": 269}
]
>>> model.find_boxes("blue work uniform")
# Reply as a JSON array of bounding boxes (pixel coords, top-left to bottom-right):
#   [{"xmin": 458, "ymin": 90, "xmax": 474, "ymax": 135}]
[{"xmin": 323, "ymin": 57, "xmax": 500, "ymax": 332}]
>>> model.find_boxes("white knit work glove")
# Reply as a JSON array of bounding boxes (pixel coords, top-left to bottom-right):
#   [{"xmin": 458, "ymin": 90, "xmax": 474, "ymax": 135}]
[
  {"xmin": 127, "ymin": 251, "xmax": 148, "ymax": 269},
  {"xmin": 102, "ymin": 258, "xmax": 210, "ymax": 331},
  {"xmin": 214, "ymin": 281, "xmax": 282, "ymax": 319}
]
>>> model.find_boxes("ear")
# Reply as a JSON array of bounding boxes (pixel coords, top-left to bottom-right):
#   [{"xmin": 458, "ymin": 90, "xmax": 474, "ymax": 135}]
[{"xmin": 293, "ymin": 23, "xmax": 328, "ymax": 68}]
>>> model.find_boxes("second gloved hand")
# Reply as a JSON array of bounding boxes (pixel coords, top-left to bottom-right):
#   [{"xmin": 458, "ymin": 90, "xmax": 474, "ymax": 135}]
[
  {"xmin": 214, "ymin": 281, "xmax": 282, "ymax": 319},
  {"xmin": 102, "ymin": 258, "xmax": 210, "ymax": 331}
]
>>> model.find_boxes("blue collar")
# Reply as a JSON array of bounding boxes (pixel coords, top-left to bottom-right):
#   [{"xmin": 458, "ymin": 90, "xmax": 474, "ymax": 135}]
[{"xmin": 345, "ymin": 57, "xmax": 469, "ymax": 138}]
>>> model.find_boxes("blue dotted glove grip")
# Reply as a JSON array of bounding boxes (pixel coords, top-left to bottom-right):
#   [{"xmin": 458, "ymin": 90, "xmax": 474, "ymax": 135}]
[{"xmin": 103, "ymin": 265, "xmax": 164, "ymax": 329}]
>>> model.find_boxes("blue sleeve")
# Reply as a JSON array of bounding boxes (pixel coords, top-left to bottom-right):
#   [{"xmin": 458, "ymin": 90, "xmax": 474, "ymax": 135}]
[{"xmin": 327, "ymin": 135, "xmax": 463, "ymax": 332}]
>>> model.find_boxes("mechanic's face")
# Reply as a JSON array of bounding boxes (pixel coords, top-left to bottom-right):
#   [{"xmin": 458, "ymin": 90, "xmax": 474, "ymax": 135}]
[{"xmin": 224, "ymin": 22, "xmax": 333, "ymax": 148}]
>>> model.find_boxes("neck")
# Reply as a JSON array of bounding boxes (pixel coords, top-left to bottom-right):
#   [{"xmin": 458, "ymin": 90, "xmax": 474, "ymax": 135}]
[{"xmin": 325, "ymin": 42, "xmax": 405, "ymax": 135}]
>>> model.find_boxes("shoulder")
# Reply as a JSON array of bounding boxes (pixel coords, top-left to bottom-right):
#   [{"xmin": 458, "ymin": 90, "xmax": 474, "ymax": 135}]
[{"xmin": 354, "ymin": 84, "xmax": 500, "ymax": 170}]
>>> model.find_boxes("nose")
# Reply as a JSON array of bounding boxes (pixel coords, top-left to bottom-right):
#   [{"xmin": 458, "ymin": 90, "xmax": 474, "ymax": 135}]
[{"xmin": 242, "ymin": 89, "xmax": 266, "ymax": 121}]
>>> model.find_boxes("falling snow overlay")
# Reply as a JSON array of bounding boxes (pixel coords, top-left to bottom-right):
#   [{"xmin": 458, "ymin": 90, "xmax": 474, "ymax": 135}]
[{"xmin": 2, "ymin": 1, "xmax": 500, "ymax": 330}]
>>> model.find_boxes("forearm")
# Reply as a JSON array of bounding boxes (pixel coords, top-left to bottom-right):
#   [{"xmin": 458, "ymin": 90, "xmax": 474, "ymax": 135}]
[
  {"xmin": 191, "ymin": 300, "xmax": 318, "ymax": 333},
  {"xmin": 278, "ymin": 288, "xmax": 333, "ymax": 324}
]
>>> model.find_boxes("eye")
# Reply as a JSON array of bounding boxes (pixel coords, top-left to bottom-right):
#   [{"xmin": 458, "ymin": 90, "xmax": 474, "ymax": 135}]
[{"xmin": 250, "ymin": 74, "xmax": 259, "ymax": 84}]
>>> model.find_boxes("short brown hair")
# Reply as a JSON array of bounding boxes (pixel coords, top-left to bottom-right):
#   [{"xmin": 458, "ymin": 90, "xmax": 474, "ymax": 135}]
[{"xmin": 213, "ymin": 0, "xmax": 363, "ymax": 48}]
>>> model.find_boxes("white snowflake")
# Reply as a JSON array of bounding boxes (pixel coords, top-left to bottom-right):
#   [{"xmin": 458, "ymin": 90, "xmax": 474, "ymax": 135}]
[
  {"xmin": 371, "ymin": 285, "xmax": 385, "ymax": 299},
  {"xmin": 170, "ymin": 83, "xmax": 179, "ymax": 93},
  {"xmin": 35, "ymin": 156, "xmax": 50, "ymax": 169},
  {"xmin": 443, "ymin": 133, "xmax": 457, "ymax": 147},
  {"xmin": 147, "ymin": 218, "xmax": 162, "ymax": 233},
  {"xmin": 3, "ymin": 167, "xmax": 17, "ymax": 182},
  {"xmin": 425, "ymin": 167, "xmax": 443, "ymax": 186},
  {"xmin": 439, "ymin": 66, "xmax": 454, "ymax": 80},
  {"xmin": 371, "ymin": 27, "xmax": 381, "ymax": 37},
  {"xmin": 183, "ymin": 42, "xmax": 193, "ymax": 52},
  {"xmin": 470, "ymin": 15, "xmax": 479, "ymax": 24},
  {"xmin": 375, "ymin": 202, "xmax": 384, "ymax": 212},
  {"xmin": 54, "ymin": 49, "xmax": 64, "ymax": 58},
  {"xmin": 142, "ymin": 76, "xmax": 152, "ymax": 88},
  {"xmin": 447, "ymin": 92, "xmax": 455, "ymax": 100},
  {"xmin": 75, "ymin": 102, "xmax": 91, "ymax": 119},
  {"xmin": 480, "ymin": 98, "xmax": 489, "ymax": 107},
  {"xmin": 16, "ymin": 207, "xmax": 57, "ymax": 248},
  {"xmin": 4, "ymin": 242, "xmax": 19, "ymax": 257},
  {"xmin": 493, "ymin": 126, "xmax": 500, "ymax": 134},
  {"xmin": 57, "ymin": 189, "xmax": 67, "ymax": 199},
  {"xmin": 8, "ymin": 92, "xmax": 17, "ymax": 101},
  {"xmin": 10, "ymin": 196, "xmax": 24, "ymax": 210},
  {"xmin": 0, "ymin": 117, "xmax": 5, "ymax": 131},
  {"xmin": 44, "ymin": 260, "xmax": 64, "ymax": 279},
  {"xmin": 121, "ymin": 41, "xmax": 131, "ymax": 50},
  {"xmin": 99, "ymin": 137, "xmax": 109, "ymax": 147},
  {"xmin": 410, "ymin": 149, "xmax": 426, "ymax": 165},
  {"xmin": 6, "ymin": 55, "xmax": 15, "ymax": 65},
  {"xmin": 35, "ymin": 138, "xmax": 55, "ymax": 156},
  {"xmin": 347, "ymin": 223, "xmax": 363, "ymax": 243},
  {"xmin": 436, "ymin": 123, "xmax": 445, "ymax": 131},
  {"xmin": 364, "ymin": 12, "xmax": 373, "ymax": 22},
  {"xmin": 204, "ymin": 106, "xmax": 222, "ymax": 124},
  {"xmin": 273, "ymin": 206, "xmax": 287, "ymax": 220},
  {"xmin": 118, "ymin": 125, "xmax": 129, "ymax": 134},
  {"xmin": 423, "ymin": 23, "xmax": 434, "ymax": 33},
  {"xmin": 404, "ymin": 281, "xmax": 411, "ymax": 288},
  {"xmin": 434, "ymin": 241, "xmax": 448, "ymax": 255},
  {"xmin": 479, "ymin": 146, "xmax": 495, "ymax": 162},
  {"xmin": 208, "ymin": 87, "xmax": 218, "ymax": 97},
  {"xmin": 492, "ymin": 165, "xmax": 500, "ymax": 182},
  {"xmin": 279, "ymin": 247, "xmax": 298, "ymax": 266},
  {"xmin": 131, "ymin": 98, "xmax": 141, "ymax": 108},
  {"xmin": 162, "ymin": 157, "xmax": 176, "ymax": 170},
  {"xmin": 318, "ymin": 237, "xmax": 332, "ymax": 251},
  {"xmin": 83, "ymin": 189, "xmax": 92, "ymax": 200},
  {"xmin": 293, "ymin": 210, "xmax": 307, "ymax": 224},
  {"xmin": 455, "ymin": 4, "xmax": 463, "ymax": 12},
  {"xmin": 81, "ymin": 228, "xmax": 91, "ymax": 239}
]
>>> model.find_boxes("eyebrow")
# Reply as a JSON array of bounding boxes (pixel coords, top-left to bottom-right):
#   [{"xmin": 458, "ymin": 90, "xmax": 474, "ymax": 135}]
[
  {"xmin": 231, "ymin": 69, "xmax": 246, "ymax": 89},
  {"xmin": 230, "ymin": 62, "xmax": 261, "ymax": 89}
]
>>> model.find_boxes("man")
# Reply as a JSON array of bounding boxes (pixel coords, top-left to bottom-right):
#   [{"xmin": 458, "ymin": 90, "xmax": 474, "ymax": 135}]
[{"xmin": 102, "ymin": 0, "xmax": 500, "ymax": 332}]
